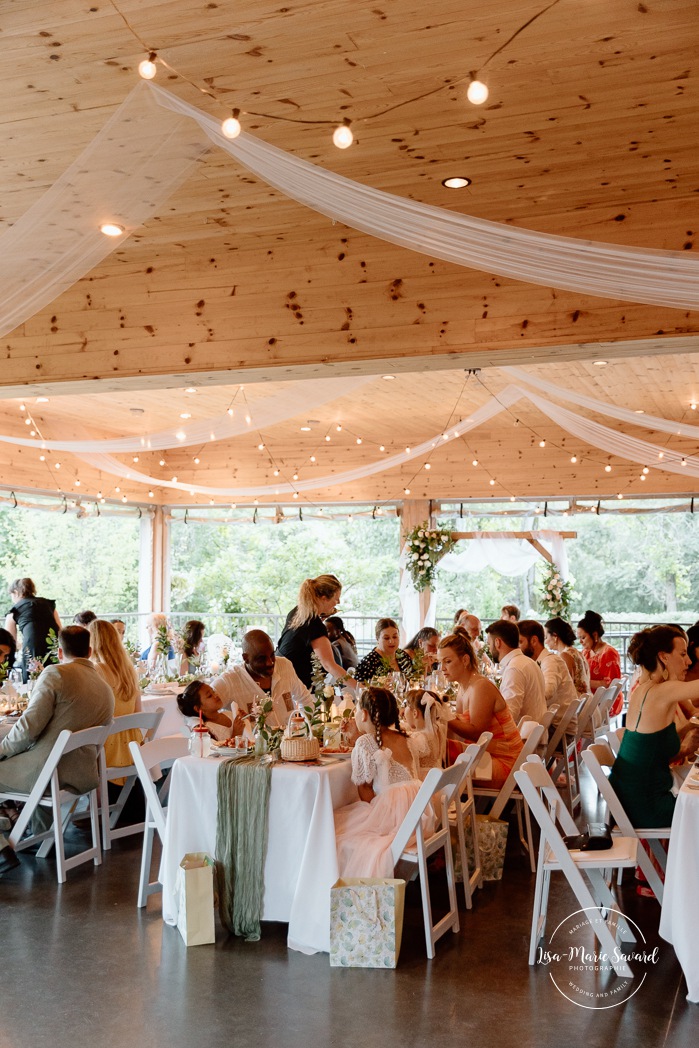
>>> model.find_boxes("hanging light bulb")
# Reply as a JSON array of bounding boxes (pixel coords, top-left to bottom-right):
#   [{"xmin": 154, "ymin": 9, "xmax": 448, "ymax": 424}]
[
  {"xmin": 221, "ymin": 108, "xmax": 242, "ymax": 139},
  {"xmin": 472, "ymin": 459, "xmax": 478, "ymax": 467},
  {"xmin": 604, "ymin": 464, "xmax": 612, "ymax": 472},
  {"xmin": 539, "ymin": 440, "xmax": 546, "ymax": 448},
  {"xmin": 332, "ymin": 119, "xmax": 353, "ymax": 149},
  {"xmin": 148, "ymin": 491, "xmax": 154, "ymax": 498},
  {"xmin": 489, "ymin": 478, "xmax": 495, "ymax": 486},
  {"xmin": 138, "ymin": 53, "xmax": 158, "ymax": 80},
  {"xmin": 159, "ymin": 459, "xmax": 166, "ymax": 467},
  {"xmin": 642, "ymin": 466, "xmax": 649, "ymax": 474},
  {"xmin": 570, "ymin": 455, "xmax": 577, "ymax": 464},
  {"xmin": 466, "ymin": 76, "xmax": 488, "ymax": 105},
  {"xmin": 404, "ymin": 488, "xmax": 411, "ymax": 495},
  {"xmin": 424, "ymin": 463, "xmax": 431, "ymax": 470}
]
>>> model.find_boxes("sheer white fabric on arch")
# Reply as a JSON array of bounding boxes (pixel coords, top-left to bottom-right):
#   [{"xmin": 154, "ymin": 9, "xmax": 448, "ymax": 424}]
[
  {"xmin": 2, "ymin": 79, "xmax": 699, "ymax": 347},
  {"xmin": 400, "ymin": 531, "xmax": 569, "ymax": 636}
]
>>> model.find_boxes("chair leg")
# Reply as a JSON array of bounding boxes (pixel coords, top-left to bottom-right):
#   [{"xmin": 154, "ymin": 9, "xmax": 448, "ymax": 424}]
[
  {"xmin": 456, "ymin": 805, "xmax": 474, "ymax": 910},
  {"xmin": 416, "ymin": 839, "xmax": 437, "ymax": 959},
  {"xmin": 137, "ymin": 823, "xmax": 155, "ymax": 908},
  {"xmin": 519, "ymin": 800, "xmax": 536, "ymax": 873},
  {"xmin": 52, "ymin": 792, "xmax": 67, "ymax": 885},
  {"xmin": 89, "ymin": 790, "xmax": 102, "ymax": 867},
  {"xmin": 443, "ymin": 837, "xmax": 460, "ymax": 936},
  {"xmin": 529, "ymin": 861, "xmax": 548, "ymax": 964}
]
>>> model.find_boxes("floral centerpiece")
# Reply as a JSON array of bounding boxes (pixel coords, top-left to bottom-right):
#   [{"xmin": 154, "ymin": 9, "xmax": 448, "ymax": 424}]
[
  {"xmin": 250, "ymin": 698, "xmax": 284, "ymax": 755},
  {"xmin": 404, "ymin": 521, "xmax": 456, "ymax": 592},
  {"xmin": 151, "ymin": 620, "xmax": 174, "ymax": 682},
  {"xmin": 540, "ymin": 563, "xmax": 575, "ymax": 619}
]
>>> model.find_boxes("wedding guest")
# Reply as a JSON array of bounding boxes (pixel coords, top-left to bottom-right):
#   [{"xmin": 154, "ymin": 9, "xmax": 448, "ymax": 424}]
[
  {"xmin": 609, "ymin": 625, "xmax": 699, "ymax": 829},
  {"xmin": 460, "ymin": 615, "xmax": 482, "ymax": 642},
  {"xmin": 177, "ymin": 681, "xmax": 245, "ymax": 742},
  {"xmin": 577, "ymin": 610, "xmax": 621, "ymax": 692},
  {"xmin": 439, "ymin": 628, "xmax": 522, "ymax": 785},
  {"xmin": 177, "ymin": 619, "xmax": 206, "ymax": 674},
  {"xmin": 0, "ymin": 627, "xmax": 114, "ymax": 831},
  {"xmin": 73, "ymin": 610, "xmax": 96, "ymax": 627},
  {"xmin": 683, "ymin": 622, "xmax": 699, "ymax": 683},
  {"xmin": 453, "ymin": 608, "xmax": 469, "ymax": 626},
  {"xmin": 518, "ymin": 619, "xmax": 578, "ymax": 713},
  {"xmin": 0, "ymin": 628, "xmax": 17, "ymax": 675},
  {"xmin": 501, "ymin": 604, "xmax": 520, "ymax": 623},
  {"xmin": 403, "ymin": 688, "xmax": 446, "ymax": 778},
  {"xmin": 140, "ymin": 612, "xmax": 175, "ymax": 666},
  {"xmin": 89, "ymin": 619, "xmax": 142, "ymax": 774},
  {"xmin": 277, "ymin": 574, "xmax": 352, "ymax": 688},
  {"xmin": 334, "ymin": 687, "xmax": 432, "ymax": 877},
  {"xmin": 110, "ymin": 619, "xmax": 126, "ymax": 641},
  {"xmin": 324, "ymin": 616, "xmax": 359, "ymax": 670},
  {"xmin": 214, "ymin": 629, "xmax": 311, "ymax": 726},
  {"xmin": 403, "ymin": 627, "xmax": 440, "ymax": 670},
  {"xmin": 355, "ymin": 618, "xmax": 413, "ymax": 683},
  {"xmin": 544, "ymin": 616, "xmax": 591, "ymax": 696},
  {"xmin": 485, "ymin": 619, "xmax": 546, "ymax": 724},
  {"xmin": 5, "ymin": 577, "xmax": 62, "ymax": 682}
]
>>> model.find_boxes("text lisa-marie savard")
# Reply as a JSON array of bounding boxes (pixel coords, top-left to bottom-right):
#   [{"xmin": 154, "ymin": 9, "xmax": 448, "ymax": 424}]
[{"xmin": 537, "ymin": 946, "xmax": 659, "ymax": 965}]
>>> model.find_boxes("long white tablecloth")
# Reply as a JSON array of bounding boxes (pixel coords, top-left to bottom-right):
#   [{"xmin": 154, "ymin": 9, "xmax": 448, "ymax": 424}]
[
  {"xmin": 159, "ymin": 754, "xmax": 356, "ymax": 953},
  {"xmin": 659, "ymin": 767, "xmax": 699, "ymax": 1003},
  {"xmin": 141, "ymin": 691, "xmax": 186, "ymax": 739}
]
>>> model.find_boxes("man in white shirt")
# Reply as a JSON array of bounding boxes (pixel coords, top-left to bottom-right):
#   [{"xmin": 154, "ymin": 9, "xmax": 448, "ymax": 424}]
[
  {"xmin": 213, "ymin": 629, "xmax": 312, "ymax": 728},
  {"xmin": 518, "ymin": 620, "xmax": 578, "ymax": 716},
  {"xmin": 485, "ymin": 619, "xmax": 546, "ymax": 725}
]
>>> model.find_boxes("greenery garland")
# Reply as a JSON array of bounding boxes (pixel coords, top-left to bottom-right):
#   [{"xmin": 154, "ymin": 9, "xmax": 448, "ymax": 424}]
[{"xmin": 404, "ymin": 521, "xmax": 456, "ymax": 592}]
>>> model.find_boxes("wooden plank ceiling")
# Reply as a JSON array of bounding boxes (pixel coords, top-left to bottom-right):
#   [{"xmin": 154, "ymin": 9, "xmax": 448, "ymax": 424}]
[{"xmin": 0, "ymin": 0, "xmax": 698, "ymax": 506}]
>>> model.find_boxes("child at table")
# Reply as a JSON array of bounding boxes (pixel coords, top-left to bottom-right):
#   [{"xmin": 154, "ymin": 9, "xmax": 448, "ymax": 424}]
[
  {"xmin": 402, "ymin": 688, "xmax": 446, "ymax": 779},
  {"xmin": 177, "ymin": 681, "xmax": 246, "ymax": 742},
  {"xmin": 334, "ymin": 687, "xmax": 434, "ymax": 877}
]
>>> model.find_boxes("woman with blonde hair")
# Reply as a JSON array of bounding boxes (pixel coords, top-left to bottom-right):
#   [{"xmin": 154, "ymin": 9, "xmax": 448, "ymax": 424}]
[
  {"xmin": 439, "ymin": 627, "xmax": 522, "ymax": 786},
  {"xmin": 277, "ymin": 574, "xmax": 353, "ymax": 688},
  {"xmin": 89, "ymin": 619, "xmax": 143, "ymax": 771}
]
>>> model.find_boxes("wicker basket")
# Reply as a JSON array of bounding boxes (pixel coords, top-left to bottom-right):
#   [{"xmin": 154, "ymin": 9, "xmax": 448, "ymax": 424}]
[{"xmin": 281, "ymin": 735, "xmax": 320, "ymax": 762}]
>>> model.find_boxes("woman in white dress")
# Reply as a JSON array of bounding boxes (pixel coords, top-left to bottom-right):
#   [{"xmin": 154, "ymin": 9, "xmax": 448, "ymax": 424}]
[{"xmin": 334, "ymin": 687, "xmax": 434, "ymax": 878}]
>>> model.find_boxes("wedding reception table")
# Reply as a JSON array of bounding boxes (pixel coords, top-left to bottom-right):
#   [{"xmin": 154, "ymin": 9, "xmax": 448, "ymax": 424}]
[
  {"xmin": 141, "ymin": 687, "xmax": 186, "ymax": 738},
  {"xmin": 659, "ymin": 765, "xmax": 699, "ymax": 1003},
  {"xmin": 159, "ymin": 753, "xmax": 356, "ymax": 953}
]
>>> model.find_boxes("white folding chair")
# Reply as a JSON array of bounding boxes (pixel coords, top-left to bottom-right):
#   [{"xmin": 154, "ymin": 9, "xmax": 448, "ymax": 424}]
[
  {"xmin": 593, "ymin": 681, "xmax": 622, "ymax": 740},
  {"xmin": 99, "ymin": 708, "xmax": 164, "ymax": 850},
  {"xmin": 605, "ymin": 727, "xmax": 625, "ymax": 756},
  {"xmin": 449, "ymin": 732, "xmax": 493, "ymax": 909},
  {"xmin": 550, "ymin": 690, "xmax": 602, "ymax": 812},
  {"xmin": 1, "ymin": 724, "xmax": 111, "ymax": 884},
  {"xmin": 128, "ymin": 736, "xmax": 189, "ymax": 907},
  {"xmin": 473, "ymin": 722, "xmax": 546, "ymax": 872},
  {"xmin": 582, "ymin": 740, "xmax": 670, "ymax": 904},
  {"xmin": 515, "ymin": 755, "xmax": 638, "ymax": 978},
  {"xmin": 543, "ymin": 698, "xmax": 579, "ymax": 767},
  {"xmin": 390, "ymin": 763, "xmax": 467, "ymax": 959}
]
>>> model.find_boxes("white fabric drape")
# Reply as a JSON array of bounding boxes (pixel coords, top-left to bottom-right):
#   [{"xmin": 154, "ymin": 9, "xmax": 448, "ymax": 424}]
[
  {"xmin": 2, "ymin": 81, "xmax": 699, "ymax": 347},
  {"xmin": 0, "ymin": 376, "xmax": 372, "ymax": 453}
]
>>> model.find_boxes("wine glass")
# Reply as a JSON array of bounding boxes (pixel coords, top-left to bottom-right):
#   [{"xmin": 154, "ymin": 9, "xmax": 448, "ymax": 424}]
[
  {"xmin": 389, "ymin": 671, "xmax": 407, "ymax": 702},
  {"xmin": 427, "ymin": 669, "xmax": 448, "ymax": 698}
]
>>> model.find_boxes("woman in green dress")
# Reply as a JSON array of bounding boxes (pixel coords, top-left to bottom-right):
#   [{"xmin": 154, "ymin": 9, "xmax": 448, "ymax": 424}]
[{"xmin": 610, "ymin": 625, "xmax": 699, "ymax": 828}]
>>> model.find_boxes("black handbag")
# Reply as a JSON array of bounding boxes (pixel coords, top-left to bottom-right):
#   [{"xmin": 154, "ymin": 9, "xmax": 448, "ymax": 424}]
[{"xmin": 563, "ymin": 823, "xmax": 613, "ymax": 851}]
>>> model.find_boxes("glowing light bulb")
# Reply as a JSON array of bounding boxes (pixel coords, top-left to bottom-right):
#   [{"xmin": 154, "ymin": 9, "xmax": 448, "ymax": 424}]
[
  {"xmin": 293, "ymin": 473, "xmax": 299, "ymax": 481},
  {"xmin": 642, "ymin": 466, "xmax": 649, "ymax": 474},
  {"xmin": 74, "ymin": 479, "xmax": 80, "ymax": 486},
  {"xmin": 138, "ymin": 54, "xmax": 157, "ymax": 80},
  {"xmin": 227, "ymin": 408, "xmax": 234, "ymax": 416},
  {"xmin": 122, "ymin": 495, "xmax": 127, "ymax": 503},
  {"xmin": 273, "ymin": 470, "xmax": 280, "ymax": 477},
  {"xmin": 221, "ymin": 110, "xmax": 241, "ymax": 139},
  {"xmin": 133, "ymin": 456, "xmax": 139, "ymax": 463},
  {"xmin": 617, "ymin": 493, "xmax": 624, "ymax": 500},
  {"xmin": 176, "ymin": 430, "xmax": 186, "ymax": 441},
  {"xmin": 310, "ymin": 455, "xmax": 316, "ymax": 462},
  {"xmin": 570, "ymin": 455, "xmax": 577, "ymax": 463},
  {"xmin": 100, "ymin": 222, "xmax": 125, "ymax": 237},
  {"xmin": 325, "ymin": 435, "xmax": 331, "ymax": 442},
  {"xmin": 604, "ymin": 464, "xmax": 612, "ymax": 472},
  {"xmin": 293, "ymin": 492, "xmax": 299, "ymax": 499},
  {"xmin": 472, "ymin": 459, "xmax": 478, "ymax": 467},
  {"xmin": 467, "ymin": 79, "xmax": 488, "ymax": 105},
  {"xmin": 257, "ymin": 443, "xmax": 265, "ymax": 450},
  {"xmin": 332, "ymin": 121, "xmax": 353, "ymax": 149},
  {"xmin": 55, "ymin": 462, "xmax": 61, "ymax": 470},
  {"xmin": 356, "ymin": 438, "xmax": 362, "ymax": 445},
  {"xmin": 379, "ymin": 445, "xmax": 385, "ymax": 451},
  {"xmin": 404, "ymin": 488, "xmax": 411, "ymax": 495},
  {"xmin": 539, "ymin": 440, "xmax": 546, "ymax": 448},
  {"xmin": 19, "ymin": 404, "xmax": 26, "ymax": 412},
  {"xmin": 148, "ymin": 491, "xmax": 154, "ymax": 497},
  {"xmin": 159, "ymin": 459, "xmax": 166, "ymax": 466},
  {"xmin": 39, "ymin": 454, "xmax": 45, "ymax": 461},
  {"xmin": 424, "ymin": 463, "xmax": 431, "ymax": 470},
  {"xmin": 180, "ymin": 412, "xmax": 191, "ymax": 419},
  {"xmin": 194, "ymin": 457, "xmax": 200, "ymax": 464}
]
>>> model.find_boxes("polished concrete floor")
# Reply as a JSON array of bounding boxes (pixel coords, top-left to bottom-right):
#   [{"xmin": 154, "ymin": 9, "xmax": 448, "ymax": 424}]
[{"xmin": 1, "ymin": 778, "xmax": 697, "ymax": 1048}]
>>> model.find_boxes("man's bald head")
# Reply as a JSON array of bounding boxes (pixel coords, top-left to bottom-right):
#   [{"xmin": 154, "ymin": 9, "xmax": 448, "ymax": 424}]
[{"xmin": 242, "ymin": 629, "xmax": 275, "ymax": 679}]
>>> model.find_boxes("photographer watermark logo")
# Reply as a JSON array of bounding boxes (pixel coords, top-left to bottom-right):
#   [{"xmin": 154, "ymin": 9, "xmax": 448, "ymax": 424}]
[{"xmin": 537, "ymin": 907, "xmax": 660, "ymax": 1009}]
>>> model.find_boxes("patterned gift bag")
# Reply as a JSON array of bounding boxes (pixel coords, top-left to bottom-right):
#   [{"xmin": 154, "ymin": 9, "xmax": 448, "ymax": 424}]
[
  {"xmin": 330, "ymin": 878, "xmax": 406, "ymax": 968},
  {"xmin": 452, "ymin": 813, "xmax": 508, "ymax": 882}
]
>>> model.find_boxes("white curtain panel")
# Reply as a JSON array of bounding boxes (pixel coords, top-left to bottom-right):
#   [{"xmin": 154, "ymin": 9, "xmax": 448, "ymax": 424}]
[{"xmin": 2, "ymin": 80, "xmax": 699, "ymax": 347}]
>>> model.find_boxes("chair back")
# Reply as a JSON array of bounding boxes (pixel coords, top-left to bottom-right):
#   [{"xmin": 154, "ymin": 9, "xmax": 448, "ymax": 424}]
[
  {"xmin": 543, "ymin": 698, "xmax": 578, "ymax": 765},
  {"xmin": 101, "ymin": 708, "xmax": 164, "ymax": 775},
  {"xmin": 575, "ymin": 688, "xmax": 603, "ymax": 738},
  {"xmin": 605, "ymin": 727, "xmax": 625, "ymax": 756},
  {"xmin": 453, "ymin": 731, "xmax": 493, "ymax": 777},
  {"xmin": 514, "ymin": 755, "xmax": 579, "ymax": 846},
  {"xmin": 582, "ymin": 741, "xmax": 634, "ymax": 836},
  {"xmin": 390, "ymin": 763, "xmax": 465, "ymax": 865},
  {"xmin": 128, "ymin": 736, "xmax": 189, "ymax": 841},
  {"xmin": 487, "ymin": 722, "xmax": 546, "ymax": 820}
]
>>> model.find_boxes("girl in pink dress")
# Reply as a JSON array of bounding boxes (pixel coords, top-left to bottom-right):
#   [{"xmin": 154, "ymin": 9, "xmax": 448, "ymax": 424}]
[{"xmin": 334, "ymin": 687, "xmax": 434, "ymax": 878}]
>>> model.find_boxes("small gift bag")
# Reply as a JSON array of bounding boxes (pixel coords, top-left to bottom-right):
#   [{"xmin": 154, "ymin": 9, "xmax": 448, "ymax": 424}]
[
  {"xmin": 459, "ymin": 814, "xmax": 508, "ymax": 882},
  {"xmin": 330, "ymin": 878, "xmax": 405, "ymax": 968},
  {"xmin": 176, "ymin": 853, "xmax": 216, "ymax": 946}
]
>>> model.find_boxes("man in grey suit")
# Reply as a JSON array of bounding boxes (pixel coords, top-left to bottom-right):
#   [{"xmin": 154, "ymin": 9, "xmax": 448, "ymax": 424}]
[{"xmin": 0, "ymin": 625, "xmax": 114, "ymax": 872}]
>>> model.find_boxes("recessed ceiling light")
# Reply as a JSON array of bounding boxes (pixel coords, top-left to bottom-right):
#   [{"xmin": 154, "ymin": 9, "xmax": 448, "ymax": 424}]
[
  {"xmin": 382, "ymin": 374, "xmax": 396, "ymax": 380},
  {"xmin": 100, "ymin": 222, "xmax": 125, "ymax": 237},
  {"xmin": 634, "ymin": 409, "xmax": 645, "ymax": 414},
  {"xmin": 300, "ymin": 426, "xmax": 311, "ymax": 432},
  {"xmin": 441, "ymin": 176, "xmax": 472, "ymax": 189},
  {"xmin": 185, "ymin": 387, "xmax": 197, "ymax": 394},
  {"xmin": 36, "ymin": 396, "xmax": 49, "ymax": 403},
  {"xmin": 180, "ymin": 412, "xmax": 191, "ymax": 419},
  {"xmin": 593, "ymin": 360, "xmax": 608, "ymax": 367}
]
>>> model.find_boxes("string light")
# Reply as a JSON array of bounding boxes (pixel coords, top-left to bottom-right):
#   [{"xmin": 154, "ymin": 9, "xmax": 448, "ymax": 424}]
[
  {"xmin": 221, "ymin": 109, "xmax": 242, "ymax": 139},
  {"xmin": 332, "ymin": 119, "xmax": 353, "ymax": 149},
  {"xmin": 293, "ymin": 473, "xmax": 299, "ymax": 480},
  {"xmin": 617, "ymin": 493, "xmax": 624, "ymax": 500},
  {"xmin": 100, "ymin": 222, "xmax": 125, "ymax": 237},
  {"xmin": 691, "ymin": 401, "xmax": 697, "ymax": 411},
  {"xmin": 405, "ymin": 446, "xmax": 411, "ymax": 454},
  {"xmin": 159, "ymin": 459, "xmax": 166, "ymax": 466},
  {"xmin": 293, "ymin": 492, "xmax": 299, "ymax": 499},
  {"xmin": 132, "ymin": 456, "xmax": 139, "ymax": 463},
  {"xmin": 54, "ymin": 462, "xmax": 61, "ymax": 470},
  {"xmin": 194, "ymin": 457, "xmax": 200, "ymax": 464},
  {"xmin": 185, "ymin": 387, "xmax": 197, "ymax": 394},
  {"xmin": 180, "ymin": 412, "xmax": 191, "ymax": 420},
  {"xmin": 356, "ymin": 438, "xmax": 362, "ymax": 445},
  {"xmin": 273, "ymin": 469, "xmax": 280, "ymax": 477},
  {"xmin": 227, "ymin": 408, "xmax": 234, "ymax": 416},
  {"xmin": 19, "ymin": 404, "xmax": 26, "ymax": 412},
  {"xmin": 176, "ymin": 430, "xmax": 186, "ymax": 441},
  {"xmin": 424, "ymin": 463, "xmax": 431, "ymax": 470},
  {"xmin": 39, "ymin": 455, "xmax": 45, "ymax": 462},
  {"xmin": 658, "ymin": 451, "xmax": 664, "ymax": 459},
  {"xmin": 539, "ymin": 440, "xmax": 546, "ymax": 448},
  {"xmin": 682, "ymin": 457, "xmax": 687, "ymax": 466},
  {"xmin": 138, "ymin": 53, "xmax": 157, "ymax": 80},
  {"xmin": 472, "ymin": 459, "xmax": 478, "ymax": 466},
  {"xmin": 74, "ymin": 479, "xmax": 81, "ymax": 486},
  {"xmin": 325, "ymin": 435, "xmax": 331, "ymax": 442},
  {"xmin": 310, "ymin": 455, "xmax": 316, "ymax": 462},
  {"xmin": 379, "ymin": 445, "xmax": 385, "ymax": 451},
  {"xmin": 257, "ymin": 443, "xmax": 265, "ymax": 450},
  {"xmin": 604, "ymin": 464, "xmax": 612, "ymax": 472},
  {"xmin": 148, "ymin": 491, "xmax": 154, "ymax": 497},
  {"xmin": 245, "ymin": 415, "xmax": 252, "ymax": 425},
  {"xmin": 466, "ymin": 77, "xmax": 488, "ymax": 105},
  {"xmin": 336, "ymin": 425, "xmax": 342, "ymax": 432},
  {"xmin": 404, "ymin": 488, "xmax": 411, "ymax": 494},
  {"xmin": 640, "ymin": 474, "xmax": 646, "ymax": 481},
  {"xmin": 489, "ymin": 478, "xmax": 495, "ymax": 486},
  {"xmin": 122, "ymin": 495, "xmax": 128, "ymax": 503},
  {"xmin": 570, "ymin": 455, "xmax": 577, "ymax": 463},
  {"xmin": 642, "ymin": 466, "xmax": 649, "ymax": 474}
]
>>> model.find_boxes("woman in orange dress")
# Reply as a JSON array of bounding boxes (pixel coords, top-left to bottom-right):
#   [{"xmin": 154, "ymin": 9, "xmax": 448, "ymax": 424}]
[{"xmin": 439, "ymin": 628, "xmax": 522, "ymax": 787}]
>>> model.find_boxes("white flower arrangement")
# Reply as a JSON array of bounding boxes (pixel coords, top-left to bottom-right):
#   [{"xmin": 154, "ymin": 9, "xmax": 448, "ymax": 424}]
[
  {"xmin": 539, "ymin": 563, "xmax": 575, "ymax": 618},
  {"xmin": 404, "ymin": 521, "xmax": 456, "ymax": 592}
]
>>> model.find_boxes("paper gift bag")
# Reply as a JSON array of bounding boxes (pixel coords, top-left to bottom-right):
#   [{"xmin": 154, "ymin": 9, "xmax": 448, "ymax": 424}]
[
  {"xmin": 330, "ymin": 878, "xmax": 405, "ymax": 968},
  {"xmin": 176, "ymin": 853, "xmax": 216, "ymax": 946},
  {"xmin": 452, "ymin": 813, "xmax": 508, "ymax": 882}
]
